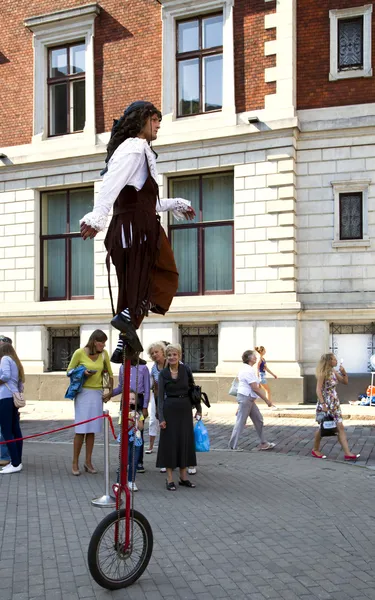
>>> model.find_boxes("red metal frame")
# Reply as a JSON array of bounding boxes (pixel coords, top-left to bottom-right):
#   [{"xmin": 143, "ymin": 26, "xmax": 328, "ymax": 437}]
[{"xmin": 114, "ymin": 355, "xmax": 131, "ymax": 549}]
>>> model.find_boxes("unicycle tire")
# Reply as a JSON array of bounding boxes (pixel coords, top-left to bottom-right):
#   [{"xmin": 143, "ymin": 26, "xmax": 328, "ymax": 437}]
[{"xmin": 88, "ymin": 508, "xmax": 153, "ymax": 590}]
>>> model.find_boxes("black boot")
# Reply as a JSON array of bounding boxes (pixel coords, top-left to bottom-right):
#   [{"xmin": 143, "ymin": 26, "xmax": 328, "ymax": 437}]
[{"xmin": 111, "ymin": 314, "xmax": 143, "ymax": 352}]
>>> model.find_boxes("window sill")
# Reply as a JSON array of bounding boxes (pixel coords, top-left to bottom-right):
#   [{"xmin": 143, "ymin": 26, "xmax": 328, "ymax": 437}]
[
  {"xmin": 329, "ymin": 68, "xmax": 373, "ymax": 81},
  {"xmin": 332, "ymin": 239, "xmax": 371, "ymax": 249}
]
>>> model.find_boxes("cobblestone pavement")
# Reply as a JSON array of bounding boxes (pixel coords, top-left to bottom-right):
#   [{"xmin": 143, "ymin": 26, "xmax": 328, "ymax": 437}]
[
  {"xmin": 1, "ymin": 402, "xmax": 375, "ymax": 600},
  {"xmin": 19, "ymin": 401, "xmax": 375, "ymax": 468}
]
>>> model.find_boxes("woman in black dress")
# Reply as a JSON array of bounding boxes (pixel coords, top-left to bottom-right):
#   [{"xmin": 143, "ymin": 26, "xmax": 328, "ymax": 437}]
[{"xmin": 156, "ymin": 344, "xmax": 201, "ymax": 490}]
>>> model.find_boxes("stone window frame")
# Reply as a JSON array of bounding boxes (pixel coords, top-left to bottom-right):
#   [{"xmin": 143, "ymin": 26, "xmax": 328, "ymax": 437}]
[
  {"xmin": 24, "ymin": 3, "xmax": 100, "ymax": 145},
  {"xmin": 329, "ymin": 4, "xmax": 373, "ymax": 81},
  {"xmin": 161, "ymin": 0, "xmax": 235, "ymax": 129},
  {"xmin": 332, "ymin": 179, "xmax": 371, "ymax": 248}
]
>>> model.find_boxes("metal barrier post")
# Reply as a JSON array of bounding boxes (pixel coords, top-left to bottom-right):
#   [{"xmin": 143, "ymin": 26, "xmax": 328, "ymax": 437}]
[{"xmin": 91, "ymin": 410, "xmax": 116, "ymax": 508}]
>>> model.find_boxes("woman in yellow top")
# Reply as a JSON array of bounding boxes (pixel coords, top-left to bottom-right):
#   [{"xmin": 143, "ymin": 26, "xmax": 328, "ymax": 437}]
[{"xmin": 67, "ymin": 330, "xmax": 113, "ymax": 476}]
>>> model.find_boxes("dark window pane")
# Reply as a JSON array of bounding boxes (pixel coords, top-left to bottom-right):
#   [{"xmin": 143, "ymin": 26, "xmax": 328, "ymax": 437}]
[
  {"xmin": 181, "ymin": 325, "xmax": 218, "ymax": 372},
  {"xmin": 71, "ymin": 237, "xmax": 94, "ymax": 296},
  {"xmin": 69, "ymin": 189, "xmax": 93, "ymax": 232},
  {"xmin": 51, "ymin": 334, "xmax": 80, "ymax": 371},
  {"xmin": 50, "ymin": 83, "xmax": 68, "ymax": 135},
  {"xmin": 70, "ymin": 43, "xmax": 85, "ymax": 74},
  {"xmin": 171, "ymin": 228, "xmax": 198, "ymax": 293},
  {"xmin": 42, "ymin": 191, "xmax": 67, "ymax": 235},
  {"xmin": 203, "ymin": 14, "xmax": 223, "ymax": 48},
  {"xmin": 340, "ymin": 193, "xmax": 363, "ymax": 240},
  {"xmin": 204, "ymin": 226, "xmax": 232, "ymax": 291},
  {"xmin": 72, "ymin": 80, "xmax": 85, "ymax": 131},
  {"xmin": 338, "ymin": 17, "xmax": 363, "ymax": 69},
  {"xmin": 204, "ymin": 54, "xmax": 223, "ymax": 112},
  {"xmin": 50, "ymin": 47, "xmax": 68, "ymax": 77},
  {"xmin": 202, "ymin": 174, "xmax": 233, "ymax": 222},
  {"xmin": 178, "ymin": 59, "xmax": 200, "ymax": 116},
  {"xmin": 178, "ymin": 20, "xmax": 199, "ymax": 53},
  {"xmin": 170, "ymin": 177, "xmax": 200, "ymax": 225},
  {"xmin": 43, "ymin": 239, "xmax": 66, "ymax": 298}
]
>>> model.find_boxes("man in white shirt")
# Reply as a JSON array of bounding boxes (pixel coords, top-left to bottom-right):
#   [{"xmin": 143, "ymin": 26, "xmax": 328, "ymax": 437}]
[
  {"xmin": 229, "ymin": 350, "xmax": 275, "ymax": 451},
  {"xmin": 80, "ymin": 101, "xmax": 195, "ymax": 359}
]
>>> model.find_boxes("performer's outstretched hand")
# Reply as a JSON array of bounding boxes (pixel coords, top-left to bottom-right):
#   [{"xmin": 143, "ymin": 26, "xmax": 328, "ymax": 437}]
[
  {"xmin": 81, "ymin": 222, "xmax": 99, "ymax": 240},
  {"xmin": 182, "ymin": 206, "xmax": 196, "ymax": 221}
]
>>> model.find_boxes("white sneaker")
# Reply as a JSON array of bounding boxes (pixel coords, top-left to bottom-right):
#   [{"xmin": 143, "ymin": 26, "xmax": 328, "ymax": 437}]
[
  {"xmin": 0, "ymin": 463, "xmax": 22, "ymax": 474},
  {"xmin": 127, "ymin": 481, "xmax": 138, "ymax": 491},
  {"xmin": 160, "ymin": 467, "xmax": 166, "ymax": 473},
  {"xmin": 187, "ymin": 467, "xmax": 197, "ymax": 475}
]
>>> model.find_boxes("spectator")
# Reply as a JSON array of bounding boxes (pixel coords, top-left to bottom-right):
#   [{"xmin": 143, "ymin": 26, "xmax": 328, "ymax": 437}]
[
  {"xmin": 229, "ymin": 349, "xmax": 275, "ymax": 451},
  {"xmin": 67, "ymin": 330, "xmax": 113, "ymax": 476},
  {"xmin": 255, "ymin": 346, "xmax": 278, "ymax": 410},
  {"xmin": 313, "ymin": 353, "xmax": 359, "ymax": 460},
  {"xmin": 116, "ymin": 390, "xmax": 144, "ymax": 492},
  {"xmin": 156, "ymin": 344, "xmax": 201, "ymax": 491},
  {"xmin": 110, "ymin": 358, "xmax": 150, "ymax": 473},
  {"xmin": 0, "ymin": 335, "xmax": 12, "ymax": 466},
  {"xmin": 146, "ymin": 341, "xmax": 167, "ymax": 457},
  {"xmin": 0, "ymin": 342, "xmax": 25, "ymax": 474}
]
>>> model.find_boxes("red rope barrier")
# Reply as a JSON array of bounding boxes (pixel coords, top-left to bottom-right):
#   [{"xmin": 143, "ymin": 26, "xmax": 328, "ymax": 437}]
[{"xmin": 0, "ymin": 413, "xmax": 117, "ymax": 445}]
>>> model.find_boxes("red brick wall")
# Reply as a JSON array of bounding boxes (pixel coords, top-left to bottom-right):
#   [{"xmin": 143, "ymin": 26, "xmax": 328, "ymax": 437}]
[
  {"xmin": 234, "ymin": 0, "xmax": 276, "ymax": 113},
  {"xmin": 0, "ymin": 0, "xmax": 162, "ymax": 147},
  {"xmin": 297, "ymin": 0, "xmax": 375, "ymax": 110}
]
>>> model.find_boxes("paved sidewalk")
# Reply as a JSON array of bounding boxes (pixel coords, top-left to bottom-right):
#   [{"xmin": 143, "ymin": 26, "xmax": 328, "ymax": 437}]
[{"xmin": 19, "ymin": 401, "xmax": 375, "ymax": 468}]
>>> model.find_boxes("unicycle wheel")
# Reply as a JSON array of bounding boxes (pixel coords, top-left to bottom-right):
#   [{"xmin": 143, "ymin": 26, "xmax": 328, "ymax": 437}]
[{"xmin": 88, "ymin": 508, "xmax": 153, "ymax": 589}]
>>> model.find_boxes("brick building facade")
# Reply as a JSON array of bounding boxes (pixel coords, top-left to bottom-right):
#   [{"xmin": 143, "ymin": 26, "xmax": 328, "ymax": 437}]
[{"xmin": 1, "ymin": 0, "xmax": 375, "ymax": 402}]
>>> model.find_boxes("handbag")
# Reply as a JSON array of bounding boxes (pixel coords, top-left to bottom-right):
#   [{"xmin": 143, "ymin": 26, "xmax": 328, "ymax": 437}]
[
  {"xmin": 228, "ymin": 377, "xmax": 239, "ymax": 397},
  {"xmin": 320, "ymin": 414, "xmax": 337, "ymax": 437},
  {"xmin": 4, "ymin": 382, "xmax": 26, "ymax": 409},
  {"xmin": 101, "ymin": 352, "xmax": 110, "ymax": 389},
  {"xmin": 185, "ymin": 364, "xmax": 211, "ymax": 408}
]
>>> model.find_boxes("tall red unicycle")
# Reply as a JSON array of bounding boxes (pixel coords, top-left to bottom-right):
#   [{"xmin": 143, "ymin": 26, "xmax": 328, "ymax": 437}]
[{"xmin": 87, "ymin": 337, "xmax": 153, "ymax": 589}]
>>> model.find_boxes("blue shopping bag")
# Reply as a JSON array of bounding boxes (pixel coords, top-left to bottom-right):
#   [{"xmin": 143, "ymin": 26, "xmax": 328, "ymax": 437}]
[{"xmin": 194, "ymin": 420, "xmax": 210, "ymax": 452}]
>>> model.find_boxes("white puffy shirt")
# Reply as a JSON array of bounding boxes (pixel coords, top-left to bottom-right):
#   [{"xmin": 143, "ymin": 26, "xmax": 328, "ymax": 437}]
[
  {"xmin": 237, "ymin": 364, "xmax": 260, "ymax": 398},
  {"xmin": 81, "ymin": 137, "xmax": 191, "ymax": 232}
]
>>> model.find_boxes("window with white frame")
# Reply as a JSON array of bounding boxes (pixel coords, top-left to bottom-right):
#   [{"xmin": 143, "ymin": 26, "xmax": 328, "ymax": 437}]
[
  {"xmin": 329, "ymin": 4, "xmax": 372, "ymax": 81},
  {"xmin": 24, "ymin": 4, "xmax": 99, "ymax": 143},
  {"xmin": 332, "ymin": 180, "xmax": 371, "ymax": 248},
  {"xmin": 177, "ymin": 13, "xmax": 223, "ymax": 117},
  {"xmin": 161, "ymin": 0, "xmax": 235, "ymax": 123},
  {"xmin": 48, "ymin": 42, "xmax": 86, "ymax": 136}
]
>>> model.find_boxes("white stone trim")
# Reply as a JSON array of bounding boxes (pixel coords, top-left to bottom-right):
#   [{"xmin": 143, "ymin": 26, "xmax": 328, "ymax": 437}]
[
  {"xmin": 24, "ymin": 4, "xmax": 100, "ymax": 145},
  {"xmin": 329, "ymin": 4, "xmax": 372, "ymax": 81},
  {"xmin": 264, "ymin": 0, "xmax": 296, "ymax": 119},
  {"xmin": 160, "ymin": 0, "xmax": 235, "ymax": 135},
  {"xmin": 331, "ymin": 179, "xmax": 371, "ymax": 248}
]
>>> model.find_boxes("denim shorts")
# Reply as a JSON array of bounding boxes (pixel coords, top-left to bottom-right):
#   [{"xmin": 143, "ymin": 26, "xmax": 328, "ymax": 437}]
[{"xmin": 259, "ymin": 372, "xmax": 267, "ymax": 384}]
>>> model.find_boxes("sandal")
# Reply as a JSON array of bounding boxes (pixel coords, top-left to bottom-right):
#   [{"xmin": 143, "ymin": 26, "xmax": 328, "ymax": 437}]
[
  {"xmin": 166, "ymin": 481, "xmax": 176, "ymax": 491},
  {"xmin": 179, "ymin": 479, "xmax": 196, "ymax": 488},
  {"xmin": 311, "ymin": 450, "xmax": 326, "ymax": 459},
  {"xmin": 258, "ymin": 442, "xmax": 275, "ymax": 451},
  {"xmin": 344, "ymin": 453, "xmax": 360, "ymax": 461}
]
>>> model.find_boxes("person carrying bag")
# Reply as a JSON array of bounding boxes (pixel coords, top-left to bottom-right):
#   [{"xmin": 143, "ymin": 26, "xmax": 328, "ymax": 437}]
[{"xmin": 0, "ymin": 343, "xmax": 25, "ymax": 474}]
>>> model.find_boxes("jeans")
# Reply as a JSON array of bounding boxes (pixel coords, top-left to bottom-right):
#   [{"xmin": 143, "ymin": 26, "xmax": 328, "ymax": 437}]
[
  {"xmin": 116, "ymin": 441, "xmax": 142, "ymax": 483},
  {"xmin": 0, "ymin": 397, "xmax": 23, "ymax": 467},
  {"xmin": 136, "ymin": 395, "xmax": 145, "ymax": 467},
  {"xmin": 0, "ymin": 430, "xmax": 11, "ymax": 460}
]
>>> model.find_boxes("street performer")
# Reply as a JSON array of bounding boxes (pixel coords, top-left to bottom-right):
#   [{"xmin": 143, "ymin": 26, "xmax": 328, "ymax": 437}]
[{"xmin": 80, "ymin": 101, "xmax": 195, "ymax": 359}]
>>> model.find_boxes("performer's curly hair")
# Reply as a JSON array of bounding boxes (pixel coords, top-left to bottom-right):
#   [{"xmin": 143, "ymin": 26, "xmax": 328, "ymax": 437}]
[{"xmin": 101, "ymin": 101, "xmax": 162, "ymax": 174}]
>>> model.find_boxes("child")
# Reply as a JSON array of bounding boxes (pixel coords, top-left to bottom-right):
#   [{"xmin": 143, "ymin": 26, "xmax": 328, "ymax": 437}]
[
  {"xmin": 255, "ymin": 346, "xmax": 278, "ymax": 410},
  {"xmin": 117, "ymin": 390, "xmax": 144, "ymax": 491}
]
